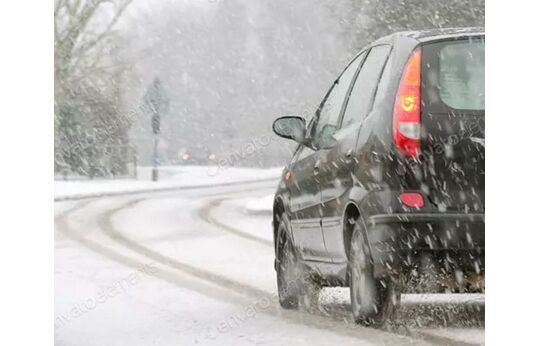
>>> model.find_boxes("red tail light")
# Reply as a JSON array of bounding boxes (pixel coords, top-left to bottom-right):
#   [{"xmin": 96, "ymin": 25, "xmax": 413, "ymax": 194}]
[
  {"xmin": 393, "ymin": 48, "xmax": 422, "ymax": 157},
  {"xmin": 399, "ymin": 192, "xmax": 424, "ymax": 208}
]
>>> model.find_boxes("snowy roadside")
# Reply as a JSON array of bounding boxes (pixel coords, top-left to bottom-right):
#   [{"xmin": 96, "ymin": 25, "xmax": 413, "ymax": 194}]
[
  {"xmin": 54, "ymin": 166, "xmax": 282, "ymax": 201},
  {"xmin": 229, "ymin": 194, "xmax": 274, "ymax": 216}
]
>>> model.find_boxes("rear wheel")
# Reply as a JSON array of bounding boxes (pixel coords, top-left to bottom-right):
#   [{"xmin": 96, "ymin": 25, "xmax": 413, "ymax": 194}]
[{"xmin": 349, "ymin": 223, "xmax": 399, "ymax": 326}]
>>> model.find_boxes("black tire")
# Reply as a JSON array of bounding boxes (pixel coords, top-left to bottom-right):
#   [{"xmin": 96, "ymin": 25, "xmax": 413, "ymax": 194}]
[
  {"xmin": 276, "ymin": 216, "xmax": 301, "ymax": 309},
  {"xmin": 349, "ymin": 222, "xmax": 399, "ymax": 326}
]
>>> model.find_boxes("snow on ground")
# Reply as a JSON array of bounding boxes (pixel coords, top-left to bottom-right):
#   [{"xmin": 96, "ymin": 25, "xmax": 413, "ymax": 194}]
[
  {"xmin": 418, "ymin": 328, "xmax": 485, "ymax": 345},
  {"xmin": 55, "ymin": 177, "xmax": 483, "ymax": 345},
  {"xmin": 55, "ymin": 185, "xmax": 402, "ymax": 346},
  {"xmin": 214, "ymin": 196, "xmax": 274, "ymax": 243},
  {"xmin": 230, "ymin": 194, "xmax": 274, "ymax": 215},
  {"xmin": 110, "ymin": 188, "xmax": 278, "ymax": 294},
  {"xmin": 55, "ymin": 229, "xmax": 376, "ymax": 346},
  {"xmin": 55, "ymin": 166, "xmax": 282, "ymax": 200}
]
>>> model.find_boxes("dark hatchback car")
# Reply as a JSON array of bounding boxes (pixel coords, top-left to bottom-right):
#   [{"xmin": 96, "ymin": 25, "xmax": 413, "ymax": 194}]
[{"xmin": 271, "ymin": 28, "xmax": 485, "ymax": 325}]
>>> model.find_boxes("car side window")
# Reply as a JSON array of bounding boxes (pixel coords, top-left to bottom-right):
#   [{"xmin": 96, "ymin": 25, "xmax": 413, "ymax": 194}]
[
  {"xmin": 311, "ymin": 52, "xmax": 365, "ymax": 148},
  {"xmin": 372, "ymin": 49, "xmax": 394, "ymax": 109},
  {"xmin": 296, "ymin": 117, "xmax": 317, "ymax": 161},
  {"xmin": 341, "ymin": 45, "xmax": 391, "ymax": 128}
]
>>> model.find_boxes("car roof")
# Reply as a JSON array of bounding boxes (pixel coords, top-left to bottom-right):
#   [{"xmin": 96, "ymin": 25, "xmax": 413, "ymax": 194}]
[{"xmin": 373, "ymin": 27, "xmax": 484, "ymax": 45}]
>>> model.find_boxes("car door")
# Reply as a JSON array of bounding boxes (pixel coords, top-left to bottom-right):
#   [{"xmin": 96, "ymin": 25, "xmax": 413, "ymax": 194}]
[
  {"xmin": 288, "ymin": 142, "xmax": 325, "ymax": 261},
  {"xmin": 318, "ymin": 45, "xmax": 392, "ymax": 263},
  {"xmin": 290, "ymin": 53, "xmax": 365, "ymax": 262},
  {"xmin": 287, "ymin": 113, "xmax": 328, "ymax": 261}
]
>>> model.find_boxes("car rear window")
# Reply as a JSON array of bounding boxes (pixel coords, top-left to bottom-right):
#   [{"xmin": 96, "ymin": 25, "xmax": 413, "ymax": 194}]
[
  {"xmin": 439, "ymin": 41, "xmax": 484, "ymax": 110},
  {"xmin": 422, "ymin": 38, "xmax": 485, "ymax": 112}
]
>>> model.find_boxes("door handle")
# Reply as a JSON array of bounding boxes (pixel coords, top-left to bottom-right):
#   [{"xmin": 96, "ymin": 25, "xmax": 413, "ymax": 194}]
[
  {"xmin": 344, "ymin": 149, "xmax": 353, "ymax": 163},
  {"xmin": 313, "ymin": 160, "xmax": 321, "ymax": 175}
]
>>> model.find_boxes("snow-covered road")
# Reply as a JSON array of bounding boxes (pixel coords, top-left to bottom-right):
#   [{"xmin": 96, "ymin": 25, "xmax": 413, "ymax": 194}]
[{"xmin": 55, "ymin": 179, "xmax": 484, "ymax": 345}]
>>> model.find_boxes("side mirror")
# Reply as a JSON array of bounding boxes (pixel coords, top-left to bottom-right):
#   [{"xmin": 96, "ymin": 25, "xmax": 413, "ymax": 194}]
[
  {"xmin": 272, "ymin": 116, "xmax": 307, "ymax": 144},
  {"xmin": 315, "ymin": 124, "xmax": 337, "ymax": 149}
]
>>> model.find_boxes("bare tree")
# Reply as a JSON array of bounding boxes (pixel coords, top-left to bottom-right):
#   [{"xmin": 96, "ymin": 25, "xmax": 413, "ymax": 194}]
[
  {"xmin": 54, "ymin": 0, "xmax": 132, "ymax": 87},
  {"xmin": 54, "ymin": 0, "xmax": 134, "ymax": 176}
]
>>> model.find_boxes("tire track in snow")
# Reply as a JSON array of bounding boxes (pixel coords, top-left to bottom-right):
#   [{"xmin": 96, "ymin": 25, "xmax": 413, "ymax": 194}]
[
  {"xmin": 97, "ymin": 198, "xmax": 271, "ymax": 299},
  {"xmin": 55, "ymin": 200, "xmax": 254, "ymax": 306},
  {"xmin": 197, "ymin": 198, "xmax": 273, "ymax": 247},
  {"xmin": 96, "ymin": 183, "xmax": 277, "ymax": 297},
  {"xmin": 93, "ymin": 189, "xmax": 434, "ymax": 345},
  {"xmin": 55, "ymin": 186, "xmax": 448, "ymax": 345}
]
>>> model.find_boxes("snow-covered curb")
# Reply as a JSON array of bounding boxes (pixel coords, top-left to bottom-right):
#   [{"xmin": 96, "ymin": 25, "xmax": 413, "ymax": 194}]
[
  {"xmin": 54, "ymin": 178, "xmax": 279, "ymax": 202},
  {"xmin": 55, "ymin": 166, "xmax": 282, "ymax": 202}
]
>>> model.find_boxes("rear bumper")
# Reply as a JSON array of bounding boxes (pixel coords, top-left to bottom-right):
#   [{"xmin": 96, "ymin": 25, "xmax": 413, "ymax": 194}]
[
  {"xmin": 364, "ymin": 212, "xmax": 484, "ymax": 278},
  {"xmin": 368, "ymin": 213, "xmax": 484, "ymax": 225}
]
